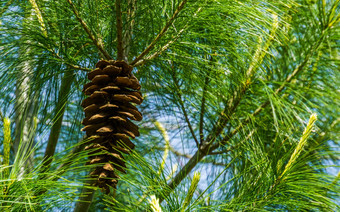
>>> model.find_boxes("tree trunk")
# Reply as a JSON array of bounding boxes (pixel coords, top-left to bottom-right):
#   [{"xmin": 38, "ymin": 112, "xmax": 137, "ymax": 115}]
[{"xmin": 13, "ymin": 47, "xmax": 38, "ymax": 178}]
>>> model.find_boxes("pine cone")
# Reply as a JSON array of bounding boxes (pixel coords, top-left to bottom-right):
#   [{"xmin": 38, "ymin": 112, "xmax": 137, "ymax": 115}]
[{"xmin": 81, "ymin": 60, "xmax": 142, "ymax": 194}]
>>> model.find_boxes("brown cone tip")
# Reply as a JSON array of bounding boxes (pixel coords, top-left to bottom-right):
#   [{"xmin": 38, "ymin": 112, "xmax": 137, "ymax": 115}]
[{"xmin": 81, "ymin": 59, "xmax": 142, "ymax": 193}]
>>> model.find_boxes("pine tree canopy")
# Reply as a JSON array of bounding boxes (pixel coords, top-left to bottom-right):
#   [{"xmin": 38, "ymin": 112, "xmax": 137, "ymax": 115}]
[{"xmin": 0, "ymin": 0, "xmax": 339, "ymax": 211}]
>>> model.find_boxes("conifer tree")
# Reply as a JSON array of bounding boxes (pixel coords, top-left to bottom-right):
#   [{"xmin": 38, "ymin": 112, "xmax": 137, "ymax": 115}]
[{"xmin": 0, "ymin": 0, "xmax": 339, "ymax": 211}]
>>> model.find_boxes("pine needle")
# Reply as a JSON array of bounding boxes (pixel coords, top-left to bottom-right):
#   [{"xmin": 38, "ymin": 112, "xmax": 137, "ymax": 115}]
[
  {"xmin": 280, "ymin": 113, "xmax": 317, "ymax": 180},
  {"xmin": 148, "ymin": 195, "xmax": 162, "ymax": 212},
  {"xmin": 181, "ymin": 171, "xmax": 200, "ymax": 212},
  {"xmin": 2, "ymin": 117, "xmax": 11, "ymax": 177}
]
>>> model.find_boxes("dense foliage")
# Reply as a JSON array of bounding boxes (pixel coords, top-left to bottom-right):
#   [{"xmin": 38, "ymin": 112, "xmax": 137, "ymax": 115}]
[{"xmin": 0, "ymin": 0, "xmax": 339, "ymax": 211}]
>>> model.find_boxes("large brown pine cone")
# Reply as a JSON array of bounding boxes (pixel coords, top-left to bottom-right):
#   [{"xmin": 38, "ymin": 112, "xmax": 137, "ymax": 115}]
[{"xmin": 81, "ymin": 60, "xmax": 142, "ymax": 194}]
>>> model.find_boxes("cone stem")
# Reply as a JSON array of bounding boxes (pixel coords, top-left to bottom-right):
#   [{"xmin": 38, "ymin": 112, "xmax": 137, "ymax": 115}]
[{"xmin": 116, "ymin": 0, "xmax": 124, "ymax": 60}]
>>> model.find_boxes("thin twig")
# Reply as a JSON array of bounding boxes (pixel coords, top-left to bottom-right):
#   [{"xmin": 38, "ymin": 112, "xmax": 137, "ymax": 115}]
[
  {"xmin": 203, "ymin": 37, "xmax": 266, "ymax": 148},
  {"xmin": 116, "ymin": 0, "xmax": 124, "ymax": 60},
  {"xmin": 49, "ymin": 49, "xmax": 91, "ymax": 71},
  {"xmin": 154, "ymin": 145, "xmax": 229, "ymax": 168},
  {"xmin": 208, "ymin": 149, "xmax": 232, "ymax": 155},
  {"xmin": 203, "ymin": 17, "xmax": 280, "ymax": 147},
  {"xmin": 170, "ymin": 63, "xmax": 200, "ymax": 147},
  {"xmin": 208, "ymin": 58, "xmax": 316, "ymax": 152},
  {"xmin": 0, "ymin": 109, "xmax": 4, "ymax": 120},
  {"xmin": 199, "ymin": 59, "xmax": 212, "ymax": 143},
  {"xmin": 130, "ymin": 0, "xmax": 188, "ymax": 66},
  {"xmin": 154, "ymin": 146, "xmax": 191, "ymax": 159},
  {"xmin": 178, "ymin": 95, "xmax": 200, "ymax": 148},
  {"xmin": 133, "ymin": 27, "xmax": 185, "ymax": 66},
  {"xmin": 66, "ymin": 0, "xmax": 112, "ymax": 60},
  {"xmin": 133, "ymin": 7, "xmax": 202, "ymax": 67},
  {"xmin": 199, "ymin": 76, "xmax": 209, "ymax": 143},
  {"xmin": 159, "ymin": 141, "xmax": 210, "ymax": 203},
  {"xmin": 209, "ymin": 129, "xmax": 255, "ymax": 155},
  {"xmin": 65, "ymin": 63, "xmax": 91, "ymax": 72}
]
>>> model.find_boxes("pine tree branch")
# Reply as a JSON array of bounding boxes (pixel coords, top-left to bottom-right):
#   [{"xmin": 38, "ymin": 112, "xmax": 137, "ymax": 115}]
[
  {"xmin": 42, "ymin": 70, "xmax": 75, "ymax": 170},
  {"xmin": 116, "ymin": 0, "xmax": 124, "ymax": 60},
  {"xmin": 209, "ymin": 36, "xmax": 325, "ymax": 152},
  {"xmin": 201, "ymin": 38, "xmax": 266, "ymax": 150},
  {"xmin": 209, "ymin": 101, "xmax": 270, "ymax": 152},
  {"xmin": 130, "ymin": 0, "xmax": 188, "ymax": 66},
  {"xmin": 159, "ymin": 39, "xmax": 266, "ymax": 203},
  {"xmin": 66, "ymin": 0, "xmax": 112, "ymax": 60},
  {"xmin": 159, "ymin": 31, "xmax": 326, "ymax": 202},
  {"xmin": 177, "ymin": 93, "xmax": 200, "ymax": 148},
  {"xmin": 209, "ymin": 18, "xmax": 328, "ymax": 153},
  {"xmin": 209, "ymin": 129, "xmax": 255, "ymax": 155},
  {"xmin": 154, "ymin": 141, "xmax": 230, "ymax": 168},
  {"xmin": 208, "ymin": 148, "xmax": 233, "ymax": 155},
  {"xmin": 159, "ymin": 141, "xmax": 209, "ymax": 203},
  {"xmin": 13, "ymin": 94, "xmax": 38, "ymax": 175},
  {"xmin": 203, "ymin": 18, "xmax": 280, "ymax": 147}
]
